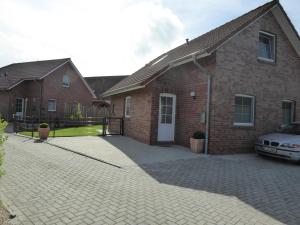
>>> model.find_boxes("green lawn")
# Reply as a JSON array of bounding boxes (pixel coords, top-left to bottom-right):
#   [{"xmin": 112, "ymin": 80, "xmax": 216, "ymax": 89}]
[{"xmin": 20, "ymin": 125, "xmax": 103, "ymax": 137}]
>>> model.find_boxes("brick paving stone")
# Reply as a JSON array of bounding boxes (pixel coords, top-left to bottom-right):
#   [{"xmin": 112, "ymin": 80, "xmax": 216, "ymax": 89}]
[{"xmin": 1, "ymin": 135, "xmax": 299, "ymax": 225}]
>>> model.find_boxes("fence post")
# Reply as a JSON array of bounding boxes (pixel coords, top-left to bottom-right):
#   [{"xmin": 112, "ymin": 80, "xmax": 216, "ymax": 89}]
[
  {"xmin": 121, "ymin": 118, "xmax": 124, "ymax": 136},
  {"xmin": 31, "ymin": 118, "xmax": 34, "ymax": 138},
  {"xmin": 102, "ymin": 117, "xmax": 106, "ymax": 136}
]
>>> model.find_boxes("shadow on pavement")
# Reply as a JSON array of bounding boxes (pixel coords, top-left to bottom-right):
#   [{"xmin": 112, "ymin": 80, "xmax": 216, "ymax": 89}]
[{"xmin": 104, "ymin": 136, "xmax": 300, "ymax": 225}]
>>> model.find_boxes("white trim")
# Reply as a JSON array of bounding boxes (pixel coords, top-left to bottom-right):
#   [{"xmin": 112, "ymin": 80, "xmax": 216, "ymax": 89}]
[
  {"xmin": 102, "ymin": 3, "xmax": 281, "ymax": 98},
  {"xmin": 48, "ymin": 99, "xmax": 57, "ymax": 112},
  {"xmin": 258, "ymin": 31, "xmax": 276, "ymax": 62},
  {"xmin": 8, "ymin": 78, "xmax": 38, "ymax": 90},
  {"xmin": 282, "ymin": 99, "xmax": 296, "ymax": 125},
  {"xmin": 257, "ymin": 57, "xmax": 275, "ymax": 63},
  {"xmin": 169, "ymin": 51, "xmax": 210, "ymax": 68},
  {"xmin": 7, "ymin": 59, "xmax": 70, "ymax": 90},
  {"xmin": 103, "ymin": 4, "xmax": 277, "ymax": 98},
  {"xmin": 271, "ymin": 5, "xmax": 300, "ymax": 57},
  {"xmin": 40, "ymin": 60, "xmax": 70, "ymax": 79},
  {"xmin": 102, "ymin": 51, "xmax": 210, "ymax": 98},
  {"xmin": 102, "ymin": 85, "xmax": 145, "ymax": 98},
  {"xmin": 234, "ymin": 94, "xmax": 255, "ymax": 126},
  {"xmin": 124, "ymin": 96, "xmax": 131, "ymax": 118},
  {"xmin": 233, "ymin": 122, "xmax": 254, "ymax": 127},
  {"xmin": 215, "ymin": 4, "xmax": 278, "ymax": 52}
]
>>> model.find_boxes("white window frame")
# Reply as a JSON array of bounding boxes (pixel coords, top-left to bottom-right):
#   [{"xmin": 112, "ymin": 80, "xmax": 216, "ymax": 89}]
[
  {"xmin": 282, "ymin": 100, "xmax": 295, "ymax": 126},
  {"xmin": 234, "ymin": 94, "xmax": 255, "ymax": 127},
  {"xmin": 258, "ymin": 31, "xmax": 276, "ymax": 63},
  {"xmin": 62, "ymin": 75, "xmax": 70, "ymax": 87},
  {"xmin": 125, "ymin": 96, "xmax": 131, "ymax": 118},
  {"xmin": 48, "ymin": 99, "xmax": 57, "ymax": 112}
]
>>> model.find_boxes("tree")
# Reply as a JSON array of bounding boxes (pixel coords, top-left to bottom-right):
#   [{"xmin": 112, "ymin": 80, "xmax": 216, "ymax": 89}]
[{"xmin": 0, "ymin": 118, "xmax": 7, "ymax": 177}]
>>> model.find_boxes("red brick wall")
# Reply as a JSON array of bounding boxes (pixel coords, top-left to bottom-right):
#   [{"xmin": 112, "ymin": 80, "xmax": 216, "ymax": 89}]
[
  {"xmin": 210, "ymin": 12, "xmax": 300, "ymax": 154},
  {"xmin": 2, "ymin": 62, "xmax": 94, "ymax": 120},
  {"xmin": 8, "ymin": 80, "xmax": 42, "ymax": 119},
  {"xmin": 109, "ymin": 57, "xmax": 215, "ymax": 147},
  {"xmin": 110, "ymin": 89, "xmax": 153, "ymax": 144},
  {"xmin": 148, "ymin": 58, "xmax": 215, "ymax": 146},
  {"xmin": 42, "ymin": 62, "xmax": 94, "ymax": 118}
]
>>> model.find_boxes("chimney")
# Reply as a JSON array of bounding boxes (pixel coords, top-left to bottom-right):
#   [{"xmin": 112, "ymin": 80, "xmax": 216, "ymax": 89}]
[{"xmin": 186, "ymin": 38, "xmax": 189, "ymax": 45}]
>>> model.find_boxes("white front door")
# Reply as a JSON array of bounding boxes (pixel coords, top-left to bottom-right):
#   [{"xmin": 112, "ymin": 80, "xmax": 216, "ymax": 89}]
[
  {"xmin": 15, "ymin": 98, "xmax": 24, "ymax": 120},
  {"xmin": 157, "ymin": 93, "xmax": 176, "ymax": 142}
]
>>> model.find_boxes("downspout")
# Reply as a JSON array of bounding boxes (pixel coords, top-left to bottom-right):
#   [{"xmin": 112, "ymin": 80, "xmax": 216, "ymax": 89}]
[{"xmin": 192, "ymin": 54, "xmax": 212, "ymax": 155}]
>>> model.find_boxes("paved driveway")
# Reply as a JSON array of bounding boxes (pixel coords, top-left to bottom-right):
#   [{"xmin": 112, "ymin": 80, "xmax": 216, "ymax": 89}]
[
  {"xmin": 1, "ymin": 135, "xmax": 300, "ymax": 225},
  {"xmin": 46, "ymin": 136, "xmax": 199, "ymax": 168}
]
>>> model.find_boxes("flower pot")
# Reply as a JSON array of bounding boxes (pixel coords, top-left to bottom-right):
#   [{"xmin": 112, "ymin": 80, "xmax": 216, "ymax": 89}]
[
  {"xmin": 190, "ymin": 138, "xmax": 204, "ymax": 153},
  {"xmin": 38, "ymin": 127, "xmax": 50, "ymax": 140}
]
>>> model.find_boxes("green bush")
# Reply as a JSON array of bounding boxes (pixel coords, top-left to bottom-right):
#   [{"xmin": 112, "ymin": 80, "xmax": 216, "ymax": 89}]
[
  {"xmin": 0, "ymin": 118, "xmax": 8, "ymax": 177},
  {"xmin": 39, "ymin": 123, "xmax": 49, "ymax": 128},
  {"xmin": 192, "ymin": 131, "xmax": 205, "ymax": 139}
]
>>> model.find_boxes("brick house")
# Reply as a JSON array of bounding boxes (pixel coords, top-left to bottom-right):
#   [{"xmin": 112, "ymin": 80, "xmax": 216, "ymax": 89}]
[
  {"xmin": 103, "ymin": 0, "xmax": 300, "ymax": 154},
  {"xmin": 0, "ymin": 58, "xmax": 96, "ymax": 121}
]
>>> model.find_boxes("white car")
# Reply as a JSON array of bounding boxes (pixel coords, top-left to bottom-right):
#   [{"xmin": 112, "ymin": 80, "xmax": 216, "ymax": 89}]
[{"xmin": 255, "ymin": 133, "xmax": 300, "ymax": 161}]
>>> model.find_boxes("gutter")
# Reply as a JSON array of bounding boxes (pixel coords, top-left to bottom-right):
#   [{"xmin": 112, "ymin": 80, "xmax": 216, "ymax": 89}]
[
  {"xmin": 102, "ymin": 85, "xmax": 146, "ymax": 98},
  {"xmin": 191, "ymin": 51, "xmax": 212, "ymax": 155}
]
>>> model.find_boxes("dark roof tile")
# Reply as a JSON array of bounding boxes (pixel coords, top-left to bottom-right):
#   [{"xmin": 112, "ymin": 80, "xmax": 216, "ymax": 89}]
[
  {"xmin": 104, "ymin": 0, "xmax": 278, "ymax": 96},
  {"xmin": 0, "ymin": 58, "xmax": 70, "ymax": 90}
]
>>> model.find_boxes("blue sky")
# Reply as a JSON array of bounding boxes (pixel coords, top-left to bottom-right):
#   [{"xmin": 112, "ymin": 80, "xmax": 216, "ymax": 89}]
[{"xmin": 0, "ymin": 0, "xmax": 298, "ymax": 76}]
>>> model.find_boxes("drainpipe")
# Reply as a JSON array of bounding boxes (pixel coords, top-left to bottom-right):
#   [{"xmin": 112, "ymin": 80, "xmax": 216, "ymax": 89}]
[{"xmin": 192, "ymin": 54, "xmax": 211, "ymax": 155}]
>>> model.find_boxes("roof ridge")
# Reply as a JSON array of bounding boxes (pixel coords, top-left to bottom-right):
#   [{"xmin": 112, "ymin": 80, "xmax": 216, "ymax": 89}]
[
  {"xmin": 130, "ymin": 0, "xmax": 277, "ymax": 75},
  {"xmin": 84, "ymin": 75, "xmax": 128, "ymax": 78},
  {"xmin": 4, "ymin": 57, "xmax": 70, "ymax": 67},
  {"xmin": 166, "ymin": 0, "xmax": 277, "ymax": 56}
]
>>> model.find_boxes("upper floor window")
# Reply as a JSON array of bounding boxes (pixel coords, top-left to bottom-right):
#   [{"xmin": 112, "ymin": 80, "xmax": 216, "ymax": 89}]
[
  {"xmin": 282, "ymin": 100, "xmax": 295, "ymax": 126},
  {"xmin": 48, "ymin": 99, "xmax": 56, "ymax": 112},
  {"xmin": 125, "ymin": 96, "xmax": 131, "ymax": 118},
  {"xmin": 63, "ymin": 75, "xmax": 70, "ymax": 87},
  {"xmin": 258, "ymin": 31, "xmax": 275, "ymax": 62},
  {"xmin": 234, "ymin": 94, "xmax": 255, "ymax": 126}
]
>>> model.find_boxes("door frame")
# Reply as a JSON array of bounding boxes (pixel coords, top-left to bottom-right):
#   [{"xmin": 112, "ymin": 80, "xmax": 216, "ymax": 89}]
[{"xmin": 157, "ymin": 93, "xmax": 176, "ymax": 142}]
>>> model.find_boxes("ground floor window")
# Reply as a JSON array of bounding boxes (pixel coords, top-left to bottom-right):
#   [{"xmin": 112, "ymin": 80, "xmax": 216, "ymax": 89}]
[
  {"xmin": 234, "ymin": 94, "xmax": 255, "ymax": 126},
  {"xmin": 282, "ymin": 100, "xmax": 295, "ymax": 126},
  {"xmin": 48, "ymin": 99, "xmax": 56, "ymax": 112},
  {"xmin": 125, "ymin": 96, "xmax": 131, "ymax": 117}
]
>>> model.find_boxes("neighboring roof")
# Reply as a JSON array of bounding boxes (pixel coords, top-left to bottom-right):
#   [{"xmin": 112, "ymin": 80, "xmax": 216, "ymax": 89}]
[
  {"xmin": 0, "ymin": 58, "xmax": 70, "ymax": 90},
  {"xmin": 84, "ymin": 75, "xmax": 128, "ymax": 98},
  {"xmin": 103, "ymin": 0, "xmax": 298, "ymax": 97}
]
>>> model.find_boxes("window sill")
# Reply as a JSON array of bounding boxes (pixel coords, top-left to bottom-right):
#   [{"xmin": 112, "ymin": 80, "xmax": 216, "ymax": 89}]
[
  {"xmin": 233, "ymin": 123, "xmax": 254, "ymax": 128},
  {"xmin": 48, "ymin": 110, "xmax": 56, "ymax": 112},
  {"xmin": 62, "ymin": 85, "xmax": 70, "ymax": 88},
  {"xmin": 257, "ymin": 57, "xmax": 276, "ymax": 65}
]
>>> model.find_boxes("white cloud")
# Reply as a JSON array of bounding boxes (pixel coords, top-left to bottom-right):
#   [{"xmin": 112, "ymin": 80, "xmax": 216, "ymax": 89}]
[{"xmin": 0, "ymin": 0, "xmax": 184, "ymax": 76}]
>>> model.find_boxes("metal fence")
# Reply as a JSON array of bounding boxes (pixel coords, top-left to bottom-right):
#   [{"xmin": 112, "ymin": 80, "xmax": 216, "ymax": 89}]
[{"xmin": 14, "ymin": 116, "xmax": 124, "ymax": 138}]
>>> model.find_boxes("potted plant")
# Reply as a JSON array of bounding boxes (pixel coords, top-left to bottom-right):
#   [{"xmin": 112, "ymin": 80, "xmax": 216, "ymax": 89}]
[
  {"xmin": 190, "ymin": 131, "xmax": 205, "ymax": 153},
  {"xmin": 38, "ymin": 123, "xmax": 50, "ymax": 140}
]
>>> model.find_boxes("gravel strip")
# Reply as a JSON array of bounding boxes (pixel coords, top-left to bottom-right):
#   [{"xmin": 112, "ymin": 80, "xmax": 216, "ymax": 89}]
[{"xmin": 0, "ymin": 202, "xmax": 11, "ymax": 225}]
